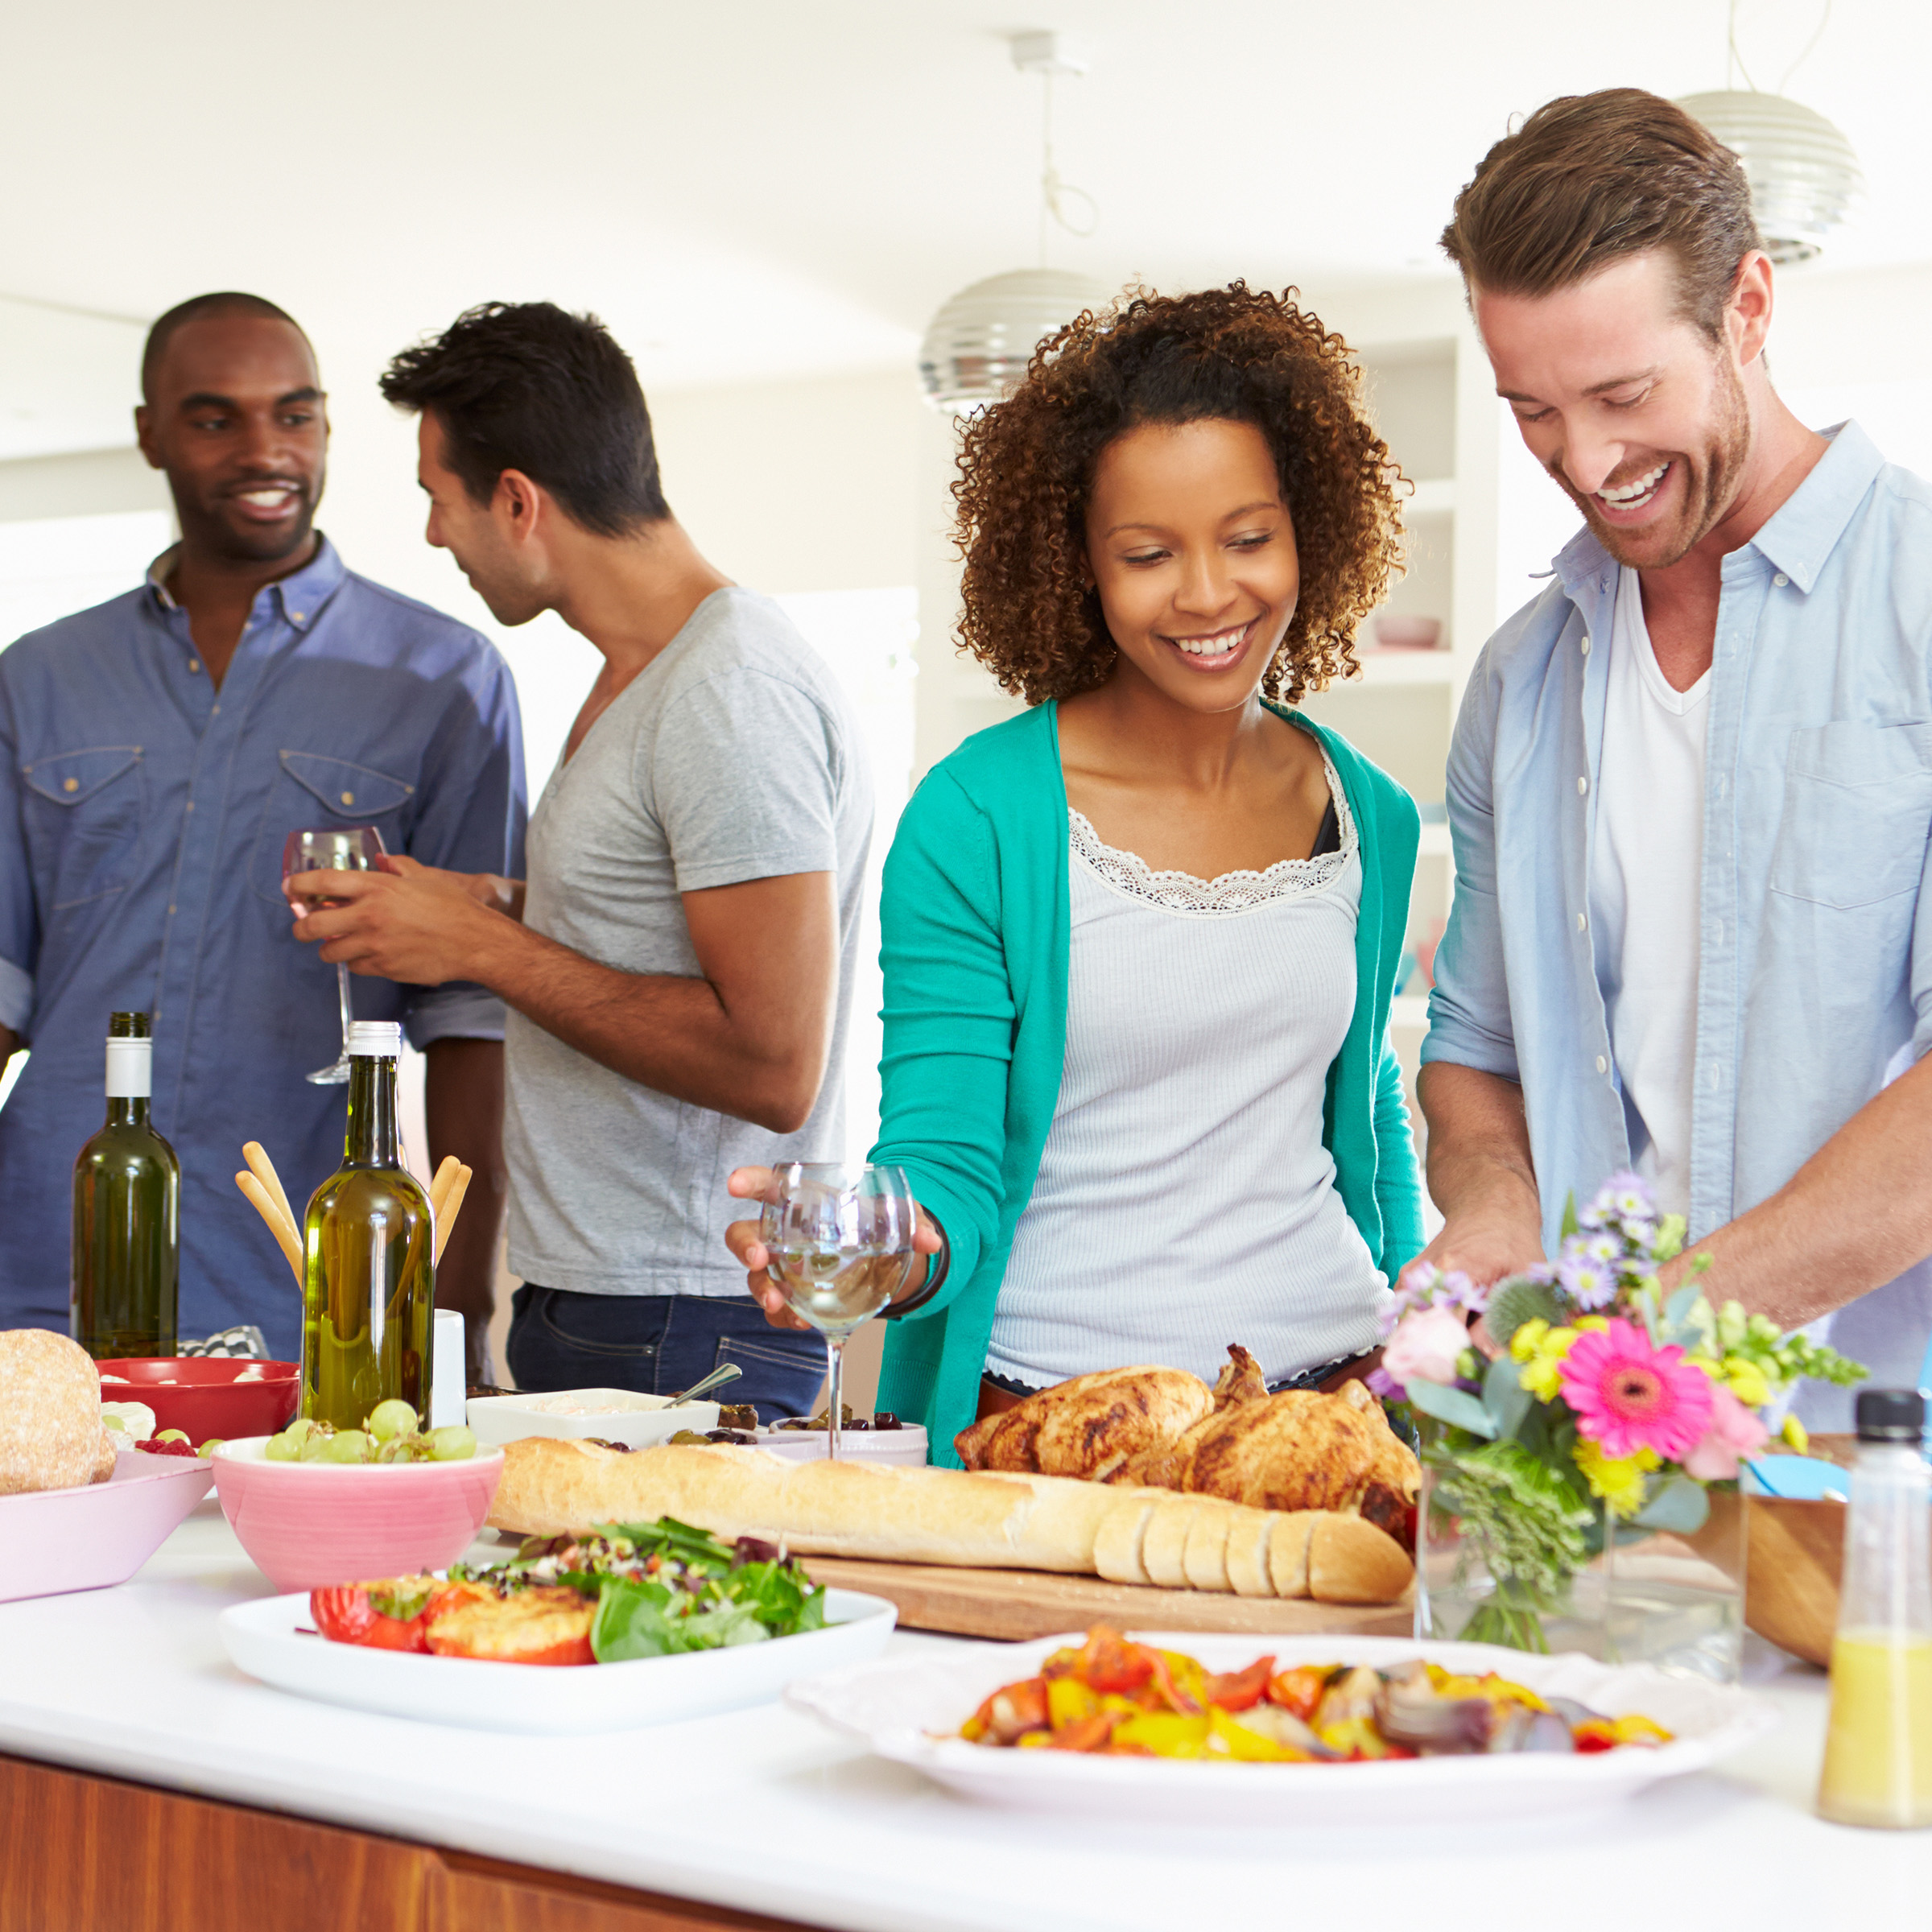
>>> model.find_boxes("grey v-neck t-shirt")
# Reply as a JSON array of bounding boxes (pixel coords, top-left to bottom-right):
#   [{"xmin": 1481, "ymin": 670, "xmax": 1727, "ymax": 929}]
[{"xmin": 502, "ymin": 587, "xmax": 872, "ymax": 1297}]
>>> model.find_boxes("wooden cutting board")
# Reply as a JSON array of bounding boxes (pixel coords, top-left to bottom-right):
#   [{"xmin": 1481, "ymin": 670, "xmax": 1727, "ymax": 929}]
[{"xmin": 801, "ymin": 1555, "xmax": 1414, "ymax": 1641}]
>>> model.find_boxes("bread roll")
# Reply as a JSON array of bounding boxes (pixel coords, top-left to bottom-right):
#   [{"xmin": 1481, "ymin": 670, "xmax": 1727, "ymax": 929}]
[
  {"xmin": 1182, "ymin": 1501, "xmax": 1238, "ymax": 1593},
  {"xmin": 1092, "ymin": 1492, "xmax": 1158, "ymax": 1587},
  {"xmin": 1224, "ymin": 1507, "xmax": 1276, "ymax": 1600},
  {"xmin": 1309, "ymin": 1512, "xmax": 1417, "ymax": 1605},
  {"xmin": 488, "ymin": 1437, "xmax": 1415, "ymax": 1604},
  {"xmin": 0, "ymin": 1330, "xmax": 114, "ymax": 1495},
  {"xmin": 1267, "ymin": 1512, "xmax": 1317, "ymax": 1600}
]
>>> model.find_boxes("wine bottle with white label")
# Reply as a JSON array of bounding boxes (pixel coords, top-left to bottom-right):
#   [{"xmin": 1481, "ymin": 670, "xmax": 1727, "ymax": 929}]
[
  {"xmin": 301, "ymin": 1020, "xmax": 434, "ymax": 1429},
  {"xmin": 72, "ymin": 1011, "xmax": 180, "ymax": 1359}
]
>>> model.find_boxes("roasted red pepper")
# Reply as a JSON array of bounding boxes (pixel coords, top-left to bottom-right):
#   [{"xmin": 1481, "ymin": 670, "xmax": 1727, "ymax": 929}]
[{"xmin": 1202, "ymin": 1655, "xmax": 1276, "ymax": 1713}]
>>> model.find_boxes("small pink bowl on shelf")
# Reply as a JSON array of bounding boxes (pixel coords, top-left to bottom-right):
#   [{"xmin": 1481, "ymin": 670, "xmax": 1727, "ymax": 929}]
[
  {"xmin": 209, "ymin": 1437, "xmax": 504, "ymax": 1593},
  {"xmin": 1370, "ymin": 613, "xmax": 1443, "ymax": 650}
]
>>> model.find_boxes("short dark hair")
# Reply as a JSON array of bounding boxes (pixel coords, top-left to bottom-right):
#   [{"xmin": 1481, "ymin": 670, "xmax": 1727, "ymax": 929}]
[
  {"xmin": 142, "ymin": 292, "xmax": 309, "ymax": 400},
  {"xmin": 380, "ymin": 303, "xmax": 670, "ymax": 536},
  {"xmin": 1441, "ymin": 88, "xmax": 1761, "ymax": 339}
]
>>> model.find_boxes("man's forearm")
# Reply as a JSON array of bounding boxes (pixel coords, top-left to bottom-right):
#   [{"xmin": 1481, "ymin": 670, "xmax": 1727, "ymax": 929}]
[
  {"xmin": 1670, "ymin": 1052, "xmax": 1932, "ymax": 1327},
  {"xmin": 425, "ymin": 1038, "xmax": 507, "ymax": 1385},
  {"xmin": 466, "ymin": 915, "xmax": 822, "ymax": 1134},
  {"xmin": 1414, "ymin": 1061, "xmax": 1546, "ymax": 1286}
]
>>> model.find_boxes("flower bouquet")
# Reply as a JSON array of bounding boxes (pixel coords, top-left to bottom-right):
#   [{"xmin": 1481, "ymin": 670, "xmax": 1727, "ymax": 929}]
[{"xmin": 1377, "ymin": 1174, "xmax": 1863, "ymax": 1678}]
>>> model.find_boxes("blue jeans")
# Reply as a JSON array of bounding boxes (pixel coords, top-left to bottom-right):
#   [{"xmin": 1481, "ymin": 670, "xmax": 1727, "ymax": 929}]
[{"xmin": 506, "ymin": 1286, "xmax": 826, "ymax": 1426}]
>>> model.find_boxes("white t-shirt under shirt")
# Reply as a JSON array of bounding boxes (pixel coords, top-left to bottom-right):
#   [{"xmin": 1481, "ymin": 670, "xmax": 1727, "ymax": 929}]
[
  {"xmin": 1588, "ymin": 566, "xmax": 1709, "ymax": 1219},
  {"xmin": 502, "ymin": 588, "xmax": 873, "ymax": 1297}
]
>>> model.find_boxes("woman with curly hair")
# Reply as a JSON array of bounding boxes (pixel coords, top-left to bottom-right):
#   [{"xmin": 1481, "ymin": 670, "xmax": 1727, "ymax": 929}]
[{"xmin": 728, "ymin": 284, "xmax": 1422, "ymax": 1462}]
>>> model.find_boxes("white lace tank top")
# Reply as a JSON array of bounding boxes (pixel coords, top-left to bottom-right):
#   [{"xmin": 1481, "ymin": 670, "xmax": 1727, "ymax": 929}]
[{"xmin": 986, "ymin": 753, "xmax": 1391, "ymax": 1389}]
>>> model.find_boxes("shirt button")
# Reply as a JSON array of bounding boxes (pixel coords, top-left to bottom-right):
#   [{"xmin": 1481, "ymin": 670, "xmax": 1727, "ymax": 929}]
[
  {"xmin": 62, "ymin": 777, "xmax": 78, "ymax": 793},
  {"xmin": 1576, "ymin": 911, "xmax": 1588, "ymax": 932},
  {"xmin": 1577, "ymin": 775, "xmax": 1588, "ymax": 795},
  {"xmin": 291, "ymin": 611, "xmax": 305, "ymax": 622},
  {"xmin": 340, "ymin": 791, "xmax": 354, "ymax": 806},
  {"xmin": 211, "ymin": 704, "xmax": 221, "ymax": 716},
  {"xmin": 188, "ymin": 659, "xmax": 200, "ymax": 674},
  {"xmin": 184, "ymin": 801, "xmax": 194, "ymax": 814},
  {"xmin": 167, "ymin": 904, "xmax": 176, "ymax": 916},
  {"xmin": 1773, "ymin": 573, "xmax": 1790, "ymax": 588},
  {"xmin": 1580, "ymin": 634, "xmax": 1591, "ymax": 656},
  {"xmin": 1597, "ymin": 1055, "xmax": 1609, "ymax": 1075}
]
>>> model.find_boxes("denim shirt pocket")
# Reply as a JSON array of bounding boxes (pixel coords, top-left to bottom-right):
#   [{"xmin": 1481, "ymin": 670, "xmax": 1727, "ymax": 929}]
[
  {"xmin": 252, "ymin": 750, "xmax": 415, "ymax": 903},
  {"xmin": 1768, "ymin": 721, "xmax": 1932, "ymax": 909},
  {"xmin": 21, "ymin": 745, "xmax": 146, "ymax": 908}
]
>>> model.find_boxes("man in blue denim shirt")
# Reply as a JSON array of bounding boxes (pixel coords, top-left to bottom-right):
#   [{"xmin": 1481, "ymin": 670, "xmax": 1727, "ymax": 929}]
[
  {"xmin": 0, "ymin": 293, "xmax": 524, "ymax": 1365},
  {"xmin": 1418, "ymin": 92, "xmax": 1932, "ymax": 1424}
]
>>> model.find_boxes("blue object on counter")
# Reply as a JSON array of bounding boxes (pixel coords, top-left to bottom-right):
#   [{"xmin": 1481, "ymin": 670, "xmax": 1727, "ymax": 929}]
[{"xmin": 1745, "ymin": 1455, "xmax": 1850, "ymax": 1502}]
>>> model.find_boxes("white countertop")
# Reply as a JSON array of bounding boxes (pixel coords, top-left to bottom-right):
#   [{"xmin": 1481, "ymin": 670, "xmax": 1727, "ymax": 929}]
[{"xmin": 0, "ymin": 1500, "xmax": 1925, "ymax": 1932}]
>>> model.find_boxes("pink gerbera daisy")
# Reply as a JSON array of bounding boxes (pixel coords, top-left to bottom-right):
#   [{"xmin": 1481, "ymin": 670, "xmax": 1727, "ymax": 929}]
[{"xmin": 1558, "ymin": 1319, "xmax": 1714, "ymax": 1461}]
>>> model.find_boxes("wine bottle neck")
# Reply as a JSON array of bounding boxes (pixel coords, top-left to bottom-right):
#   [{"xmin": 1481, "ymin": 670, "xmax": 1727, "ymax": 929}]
[
  {"xmin": 344, "ymin": 1055, "xmax": 401, "ymax": 1166},
  {"xmin": 105, "ymin": 1096, "xmax": 151, "ymax": 1128}
]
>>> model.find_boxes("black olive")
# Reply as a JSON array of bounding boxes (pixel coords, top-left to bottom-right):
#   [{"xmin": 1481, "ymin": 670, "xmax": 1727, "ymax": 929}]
[
  {"xmin": 704, "ymin": 1429, "xmax": 754, "ymax": 1445},
  {"xmin": 873, "ymin": 1412, "xmax": 902, "ymax": 1430}
]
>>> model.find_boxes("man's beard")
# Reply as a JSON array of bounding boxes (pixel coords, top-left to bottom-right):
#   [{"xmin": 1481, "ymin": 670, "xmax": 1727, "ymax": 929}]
[{"xmin": 1558, "ymin": 359, "xmax": 1751, "ymax": 571}]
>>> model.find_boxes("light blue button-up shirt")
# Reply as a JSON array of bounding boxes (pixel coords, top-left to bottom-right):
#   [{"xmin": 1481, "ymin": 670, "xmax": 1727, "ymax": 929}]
[
  {"xmin": 0, "ymin": 536, "xmax": 525, "ymax": 1355},
  {"xmin": 1423, "ymin": 423, "xmax": 1932, "ymax": 1409}
]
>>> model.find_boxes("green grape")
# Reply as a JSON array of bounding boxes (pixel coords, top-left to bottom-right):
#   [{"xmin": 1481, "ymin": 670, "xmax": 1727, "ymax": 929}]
[
  {"xmin": 298, "ymin": 1426, "xmax": 336, "ymax": 1462},
  {"xmin": 198, "ymin": 1438, "xmax": 224, "ymax": 1458},
  {"xmin": 155, "ymin": 1429, "xmax": 189, "ymax": 1445},
  {"xmin": 428, "ymin": 1426, "xmax": 477, "ymax": 1462},
  {"xmin": 324, "ymin": 1430, "xmax": 371, "ymax": 1463},
  {"xmin": 366, "ymin": 1399, "xmax": 418, "ymax": 1443},
  {"xmin": 264, "ymin": 1433, "xmax": 299, "ymax": 1462},
  {"xmin": 283, "ymin": 1418, "xmax": 316, "ymax": 1447}
]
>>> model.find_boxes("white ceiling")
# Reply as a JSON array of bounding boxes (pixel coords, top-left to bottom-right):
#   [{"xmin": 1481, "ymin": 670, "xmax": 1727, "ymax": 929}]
[{"xmin": 5, "ymin": 0, "xmax": 1928, "ymax": 456}]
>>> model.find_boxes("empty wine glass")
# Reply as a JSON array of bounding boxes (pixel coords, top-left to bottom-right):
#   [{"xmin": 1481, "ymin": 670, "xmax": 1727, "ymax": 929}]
[
  {"xmin": 761, "ymin": 1164, "xmax": 917, "ymax": 1460},
  {"xmin": 283, "ymin": 824, "xmax": 386, "ymax": 1084}
]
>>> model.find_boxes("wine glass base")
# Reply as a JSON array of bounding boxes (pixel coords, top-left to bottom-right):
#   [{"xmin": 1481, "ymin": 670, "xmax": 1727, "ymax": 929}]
[{"xmin": 305, "ymin": 1059, "xmax": 351, "ymax": 1085}]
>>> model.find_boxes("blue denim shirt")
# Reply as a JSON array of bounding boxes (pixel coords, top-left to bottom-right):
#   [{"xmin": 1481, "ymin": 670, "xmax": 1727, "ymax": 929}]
[
  {"xmin": 1422, "ymin": 423, "xmax": 1932, "ymax": 1403},
  {"xmin": 0, "ymin": 536, "xmax": 526, "ymax": 1353}
]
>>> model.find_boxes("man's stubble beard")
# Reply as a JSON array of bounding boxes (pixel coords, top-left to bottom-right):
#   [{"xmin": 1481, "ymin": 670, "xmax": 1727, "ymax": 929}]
[{"xmin": 1557, "ymin": 357, "xmax": 1752, "ymax": 572}]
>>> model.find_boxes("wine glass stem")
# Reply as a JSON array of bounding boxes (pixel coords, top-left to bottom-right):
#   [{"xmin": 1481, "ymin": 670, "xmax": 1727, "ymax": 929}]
[
  {"xmin": 336, "ymin": 961, "xmax": 353, "ymax": 1054},
  {"xmin": 825, "ymin": 1336, "xmax": 844, "ymax": 1463}
]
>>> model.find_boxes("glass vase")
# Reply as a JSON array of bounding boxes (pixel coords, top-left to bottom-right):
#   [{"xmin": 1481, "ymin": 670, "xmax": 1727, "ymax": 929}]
[{"xmin": 1417, "ymin": 1463, "xmax": 1747, "ymax": 1683}]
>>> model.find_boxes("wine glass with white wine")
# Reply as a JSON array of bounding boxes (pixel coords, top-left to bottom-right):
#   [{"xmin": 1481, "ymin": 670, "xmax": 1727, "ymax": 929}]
[
  {"xmin": 761, "ymin": 1164, "xmax": 918, "ymax": 1461},
  {"xmin": 283, "ymin": 824, "xmax": 387, "ymax": 1084}
]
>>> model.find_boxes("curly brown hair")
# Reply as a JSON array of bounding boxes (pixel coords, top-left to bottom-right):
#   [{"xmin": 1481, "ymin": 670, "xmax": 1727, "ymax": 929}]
[{"xmin": 952, "ymin": 283, "xmax": 1405, "ymax": 706}]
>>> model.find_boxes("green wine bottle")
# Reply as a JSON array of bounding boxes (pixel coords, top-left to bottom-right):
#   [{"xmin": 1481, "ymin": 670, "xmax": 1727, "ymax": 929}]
[
  {"xmin": 72, "ymin": 1011, "xmax": 180, "ymax": 1360},
  {"xmin": 301, "ymin": 1020, "xmax": 434, "ymax": 1429}
]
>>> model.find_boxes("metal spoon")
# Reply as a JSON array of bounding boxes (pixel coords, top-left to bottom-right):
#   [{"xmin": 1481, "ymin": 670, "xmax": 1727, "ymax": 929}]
[{"xmin": 667, "ymin": 1362, "xmax": 743, "ymax": 1407}]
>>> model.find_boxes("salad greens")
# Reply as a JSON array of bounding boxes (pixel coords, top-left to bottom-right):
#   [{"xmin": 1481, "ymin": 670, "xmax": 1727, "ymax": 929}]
[{"xmin": 454, "ymin": 1516, "xmax": 828, "ymax": 1663}]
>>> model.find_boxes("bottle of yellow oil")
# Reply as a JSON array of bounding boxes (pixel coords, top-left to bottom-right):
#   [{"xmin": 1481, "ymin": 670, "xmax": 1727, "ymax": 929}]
[{"xmin": 1818, "ymin": 1389, "xmax": 1932, "ymax": 1829}]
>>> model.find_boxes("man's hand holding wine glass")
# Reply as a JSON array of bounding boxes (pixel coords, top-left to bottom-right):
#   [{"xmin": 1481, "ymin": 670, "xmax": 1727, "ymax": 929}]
[{"xmin": 287, "ymin": 854, "xmax": 526, "ymax": 987}]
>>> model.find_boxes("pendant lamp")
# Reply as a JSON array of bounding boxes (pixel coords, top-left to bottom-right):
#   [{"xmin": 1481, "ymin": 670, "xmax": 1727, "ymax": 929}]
[{"xmin": 1675, "ymin": 89, "xmax": 1863, "ymax": 264}]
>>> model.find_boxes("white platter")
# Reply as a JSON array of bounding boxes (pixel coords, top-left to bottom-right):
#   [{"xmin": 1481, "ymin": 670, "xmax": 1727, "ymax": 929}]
[
  {"xmin": 759, "ymin": 1422, "xmax": 928, "ymax": 1467},
  {"xmin": 786, "ymin": 1632, "xmax": 1778, "ymax": 1827},
  {"xmin": 219, "ymin": 1586, "xmax": 896, "ymax": 1733},
  {"xmin": 467, "ymin": 1388, "xmax": 720, "ymax": 1451}
]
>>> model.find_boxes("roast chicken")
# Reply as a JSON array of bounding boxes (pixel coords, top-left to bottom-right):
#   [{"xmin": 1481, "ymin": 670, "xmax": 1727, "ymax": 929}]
[{"xmin": 956, "ymin": 1346, "xmax": 1421, "ymax": 1552}]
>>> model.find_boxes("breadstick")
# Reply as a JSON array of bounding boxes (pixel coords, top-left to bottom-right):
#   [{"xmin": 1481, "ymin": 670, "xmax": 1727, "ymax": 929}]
[
  {"xmin": 428, "ymin": 1154, "xmax": 461, "ymax": 1221},
  {"xmin": 432, "ymin": 1162, "xmax": 472, "ymax": 1265},
  {"xmin": 242, "ymin": 1141, "xmax": 295, "ymax": 1236},
  {"xmin": 237, "ymin": 1171, "xmax": 303, "ymax": 1286}
]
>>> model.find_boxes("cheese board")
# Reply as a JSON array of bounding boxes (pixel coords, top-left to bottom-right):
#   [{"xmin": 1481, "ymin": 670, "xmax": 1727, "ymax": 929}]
[{"xmin": 799, "ymin": 1554, "xmax": 1414, "ymax": 1641}]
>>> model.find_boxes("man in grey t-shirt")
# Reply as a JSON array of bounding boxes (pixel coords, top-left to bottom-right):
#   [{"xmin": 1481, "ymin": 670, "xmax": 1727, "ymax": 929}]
[{"xmin": 290, "ymin": 303, "xmax": 871, "ymax": 1419}]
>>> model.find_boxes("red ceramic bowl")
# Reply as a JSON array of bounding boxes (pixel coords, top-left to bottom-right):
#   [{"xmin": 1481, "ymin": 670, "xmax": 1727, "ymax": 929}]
[
  {"xmin": 208, "ymin": 1437, "xmax": 504, "ymax": 1592},
  {"xmin": 96, "ymin": 1359, "xmax": 299, "ymax": 1443}
]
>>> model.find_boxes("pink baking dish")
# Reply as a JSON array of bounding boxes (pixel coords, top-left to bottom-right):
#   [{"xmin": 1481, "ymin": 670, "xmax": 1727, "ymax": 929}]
[
  {"xmin": 0, "ymin": 1449, "xmax": 213, "ymax": 1604},
  {"xmin": 209, "ymin": 1437, "xmax": 504, "ymax": 1592}
]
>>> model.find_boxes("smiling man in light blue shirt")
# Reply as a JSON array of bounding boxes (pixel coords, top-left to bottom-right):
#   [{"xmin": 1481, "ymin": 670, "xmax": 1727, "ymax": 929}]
[{"xmin": 1417, "ymin": 89, "xmax": 1932, "ymax": 1422}]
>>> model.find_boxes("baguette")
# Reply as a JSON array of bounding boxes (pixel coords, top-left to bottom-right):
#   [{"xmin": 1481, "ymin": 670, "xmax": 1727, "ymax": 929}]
[{"xmin": 487, "ymin": 1439, "xmax": 1414, "ymax": 1604}]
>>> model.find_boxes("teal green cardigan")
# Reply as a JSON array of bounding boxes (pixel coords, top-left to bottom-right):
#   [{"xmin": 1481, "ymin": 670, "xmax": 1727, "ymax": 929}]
[{"xmin": 871, "ymin": 700, "xmax": 1423, "ymax": 1466}]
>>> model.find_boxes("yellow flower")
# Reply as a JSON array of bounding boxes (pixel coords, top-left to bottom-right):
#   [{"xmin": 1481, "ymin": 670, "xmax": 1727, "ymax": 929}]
[
  {"xmin": 1509, "ymin": 1319, "xmax": 1550, "ymax": 1363},
  {"xmin": 1574, "ymin": 1439, "xmax": 1659, "ymax": 1517},
  {"xmin": 1781, "ymin": 1414, "xmax": 1810, "ymax": 1455},
  {"xmin": 1515, "ymin": 1324, "xmax": 1580, "ymax": 1403},
  {"xmin": 1575, "ymin": 1315, "xmax": 1611, "ymax": 1333},
  {"xmin": 1722, "ymin": 1357, "xmax": 1770, "ymax": 1407}
]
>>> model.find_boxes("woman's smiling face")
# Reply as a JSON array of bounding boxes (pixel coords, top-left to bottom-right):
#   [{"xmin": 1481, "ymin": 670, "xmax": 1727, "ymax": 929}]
[{"xmin": 1082, "ymin": 416, "xmax": 1299, "ymax": 715}]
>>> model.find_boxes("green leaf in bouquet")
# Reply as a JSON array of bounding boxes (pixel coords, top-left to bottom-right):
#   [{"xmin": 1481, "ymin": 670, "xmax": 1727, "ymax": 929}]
[
  {"xmin": 1406, "ymin": 1378, "xmax": 1499, "ymax": 1439},
  {"xmin": 1484, "ymin": 1274, "xmax": 1565, "ymax": 1348},
  {"xmin": 1632, "ymin": 1472, "xmax": 1711, "ymax": 1534},
  {"xmin": 1482, "ymin": 1354, "xmax": 1533, "ymax": 1439},
  {"xmin": 1559, "ymin": 1191, "xmax": 1581, "ymax": 1241},
  {"xmin": 1653, "ymin": 1214, "xmax": 1687, "ymax": 1262}
]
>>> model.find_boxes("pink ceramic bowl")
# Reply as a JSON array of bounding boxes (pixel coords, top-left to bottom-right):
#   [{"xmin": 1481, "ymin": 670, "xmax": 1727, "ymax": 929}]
[
  {"xmin": 0, "ymin": 1451, "xmax": 213, "ymax": 1604},
  {"xmin": 209, "ymin": 1437, "xmax": 504, "ymax": 1592}
]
